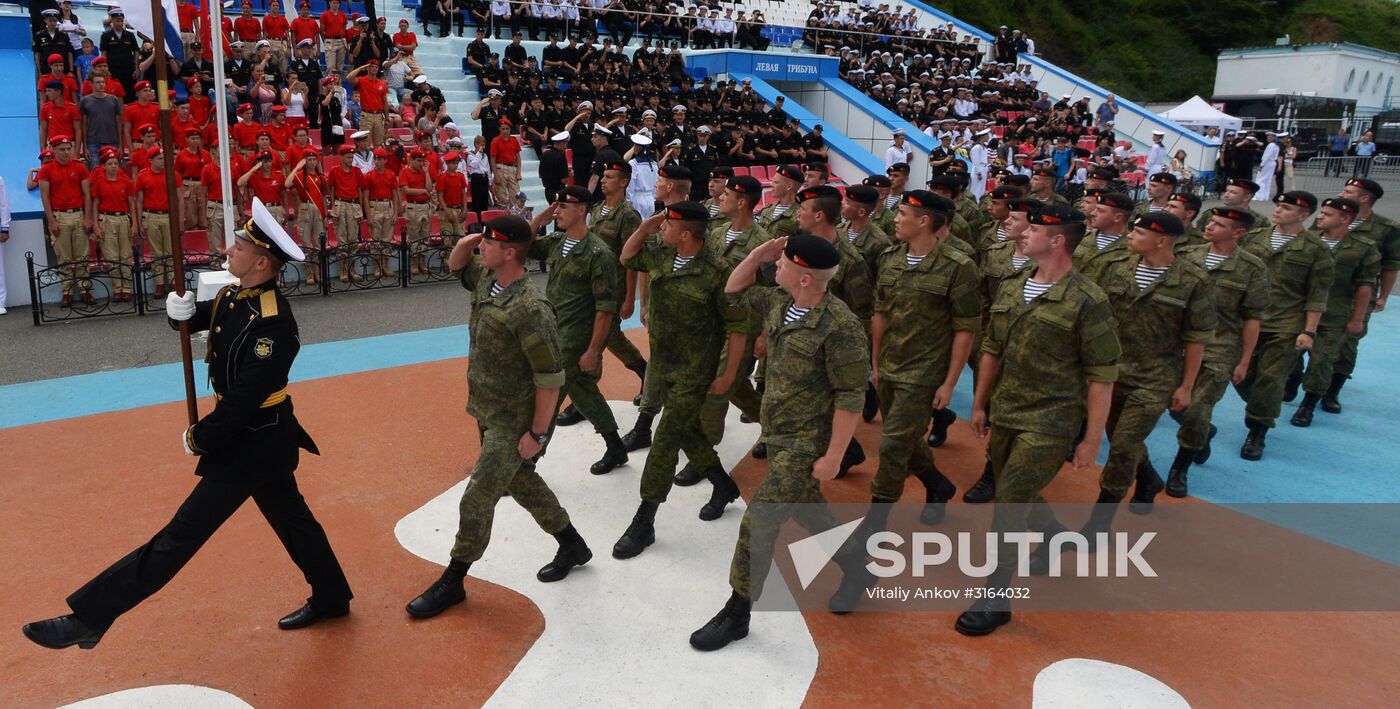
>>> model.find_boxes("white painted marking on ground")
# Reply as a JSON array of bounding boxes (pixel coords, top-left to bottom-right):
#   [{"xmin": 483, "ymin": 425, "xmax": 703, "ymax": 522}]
[
  {"xmin": 59, "ymin": 685, "xmax": 253, "ymax": 709},
  {"xmin": 1033, "ymin": 658, "xmax": 1190, "ymax": 708},
  {"xmin": 395, "ymin": 401, "xmax": 818, "ymax": 708}
]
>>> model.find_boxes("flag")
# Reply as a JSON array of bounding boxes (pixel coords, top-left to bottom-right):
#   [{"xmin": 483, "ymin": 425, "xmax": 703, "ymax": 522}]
[{"xmin": 118, "ymin": 0, "xmax": 185, "ymax": 64}]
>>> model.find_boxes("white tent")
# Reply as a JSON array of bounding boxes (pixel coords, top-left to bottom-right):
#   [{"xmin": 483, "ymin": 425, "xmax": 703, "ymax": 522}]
[{"xmin": 1159, "ymin": 96, "xmax": 1243, "ymax": 137}]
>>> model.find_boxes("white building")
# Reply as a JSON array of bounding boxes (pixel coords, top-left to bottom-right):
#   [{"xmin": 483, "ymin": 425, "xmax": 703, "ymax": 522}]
[{"xmin": 1214, "ymin": 42, "xmax": 1399, "ymax": 114}]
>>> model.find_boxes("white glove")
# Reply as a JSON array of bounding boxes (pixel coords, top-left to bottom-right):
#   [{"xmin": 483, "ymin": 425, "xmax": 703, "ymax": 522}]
[
  {"xmin": 166, "ymin": 290, "xmax": 197, "ymax": 321},
  {"xmin": 181, "ymin": 428, "xmax": 195, "ymax": 456}
]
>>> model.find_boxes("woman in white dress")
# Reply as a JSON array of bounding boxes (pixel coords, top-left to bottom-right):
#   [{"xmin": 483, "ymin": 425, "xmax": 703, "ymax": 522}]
[{"xmin": 625, "ymin": 134, "xmax": 659, "ymax": 218}]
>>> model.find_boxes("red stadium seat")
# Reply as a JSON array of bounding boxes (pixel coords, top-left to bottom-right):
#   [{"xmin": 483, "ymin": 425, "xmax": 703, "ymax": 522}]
[
  {"xmin": 182, "ymin": 230, "xmax": 212, "ymax": 265},
  {"xmin": 480, "ymin": 209, "xmax": 506, "ymax": 222},
  {"xmin": 464, "ymin": 212, "xmax": 480, "ymax": 225}
]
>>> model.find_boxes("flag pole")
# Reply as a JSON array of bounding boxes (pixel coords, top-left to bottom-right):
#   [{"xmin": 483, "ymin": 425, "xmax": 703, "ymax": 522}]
[
  {"xmin": 208, "ymin": 0, "xmax": 235, "ymax": 238},
  {"xmin": 149, "ymin": 0, "xmax": 200, "ymax": 426}
]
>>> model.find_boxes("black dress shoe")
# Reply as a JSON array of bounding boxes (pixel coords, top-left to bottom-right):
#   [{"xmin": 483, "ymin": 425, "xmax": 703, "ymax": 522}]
[
  {"xmin": 406, "ymin": 580, "xmax": 466, "ymax": 619},
  {"xmin": 954, "ymin": 602, "xmax": 1012, "ymax": 637},
  {"xmin": 22, "ymin": 614, "xmax": 104, "ymax": 650},
  {"xmin": 926, "ymin": 408, "xmax": 956, "ymax": 447},
  {"xmin": 556, "ymin": 403, "xmax": 585, "ymax": 426},
  {"xmin": 674, "ymin": 462, "xmax": 704, "ymax": 487},
  {"xmin": 590, "ymin": 444, "xmax": 628, "ymax": 475},
  {"xmin": 699, "ymin": 467, "xmax": 740, "ymax": 521},
  {"xmin": 278, "ymin": 602, "xmax": 349, "ymax": 630},
  {"xmin": 751, "ymin": 442, "xmax": 768, "ymax": 459},
  {"xmin": 689, "ymin": 592, "xmax": 751, "ymax": 651},
  {"xmin": 537, "ymin": 540, "xmax": 593, "ymax": 582}
]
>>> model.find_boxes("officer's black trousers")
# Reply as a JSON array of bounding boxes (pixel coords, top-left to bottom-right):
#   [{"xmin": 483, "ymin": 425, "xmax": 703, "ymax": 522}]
[{"xmin": 67, "ymin": 474, "xmax": 352, "ymax": 631}]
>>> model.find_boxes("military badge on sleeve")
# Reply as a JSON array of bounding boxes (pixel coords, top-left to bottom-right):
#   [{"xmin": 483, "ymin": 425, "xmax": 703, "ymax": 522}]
[{"xmin": 254, "ymin": 338, "xmax": 274, "ymax": 358}]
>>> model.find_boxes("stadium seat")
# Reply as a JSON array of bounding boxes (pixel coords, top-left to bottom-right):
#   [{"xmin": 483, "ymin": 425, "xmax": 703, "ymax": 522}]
[{"xmin": 182, "ymin": 230, "xmax": 212, "ymax": 265}]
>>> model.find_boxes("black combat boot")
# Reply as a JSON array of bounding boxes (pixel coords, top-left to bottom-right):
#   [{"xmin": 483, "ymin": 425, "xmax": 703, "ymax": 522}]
[
  {"xmin": 1283, "ymin": 369, "xmax": 1302, "ymax": 403},
  {"xmin": 1291, "ymin": 392, "xmax": 1320, "ymax": 427},
  {"xmin": 751, "ymin": 441, "xmax": 768, "ymax": 459},
  {"xmin": 699, "ymin": 466, "xmax": 741, "ymax": 521},
  {"xmin": 1194, "ymin": 424, "xmax": 1217, "ymax": 464},
  {"xmin": 1240, "ymin": 420, "xmax": 1267, "ymax": 461},
  {"xmin": 613, "ymin": 501, "xmax": 660, "ymax": 559},
  {"xmin": 1128, "ymin": 458, "xmax": 1165, "ymax": 515},
  {"xmin": 1320, "ymin": 373, "xmax": 1346, "ymax": 414},
  {"xmin": 621, "ymin": 412, "xmax": 654, "ymax": 451},
  {"xmin": 627, "ymin": 361, "xmax": 647, "ymax": 406},
  {"xmin": 555, "ymin": 403, "xmax": 585, "ymax": 426},
  {"xmin": 963, "ymin": 460, "xmax": 996, "ymax": 503},
  {"xmin": 912, "ymin": 466, "xmax": 957, "ymax": 524},
  {"xmin": 22, "ymin": 614, "xmax": 106, "ymax": 650},
  {"xmin": 1025, "ymin": 521, "xmax": 1072, "ymax": 576},
  {"xmin": 828, "ymin": 497, "xmax": 895, "ymax": 614},
  {"xmin": 1079, "ymin": 490, "xmax": 1121, "ymax": 552},
  {"xmin": 590, "ymin": 432, "xmax": 629, "ymax": 475},
  {"xmin": 537, "ymin": 524, "xmax": 593, "ymax": 582},
  {"xmin": 674, "ymin": 462, "xmax": 704, "ymax": 486},
  {"xmin": 954, "ymin": 567, "xmax": 1014, "ymax": 637},
  {"xmin": 1165, "ymin": 447, "xmax": 1196, "ymax": 498},
  {"xmin": 862, "ymin": 381, "xmax": 879, "ymax": 422},
  {"xmin": 689, "ymin": 591, "xmax": 752, "ymax": 651},
  {"xmin": 926, "ymin": 408, "xmax": 957, "ymax": 447},
  {"xmin": 406, "ymin": 559, "xmax": 470, "ymax": 618},
  {"xmin": 836, "ymin": 438, "xmax": 865, "ymax": 479}
]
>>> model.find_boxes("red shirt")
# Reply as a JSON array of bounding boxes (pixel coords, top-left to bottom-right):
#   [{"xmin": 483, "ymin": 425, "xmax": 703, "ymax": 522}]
[
  {"xmin": 291, "ymin": 16, "xmax": 321, "ymax": 43},
  {"xmin": 328, "ymin": 164, "xmax": 364, "ymax": 200},
  {"xmin": 363, "ymin": 167, "xmax": 398, "ymax": 200},
  {"xmin": 357, "ymin": 76, "xmax": 388, "ymax": 113},
  {"xmin": 285, "ymin": 143, "xmax": 315, "ymax": 171},
  {"xmin": 320, "ymin": 10, "xmax": 347, "ymax": 38},
  {"xmin": 124, "ymin": 102, "xmax": 161, "ymax": 136},
  {"xmin": 172, "ymin": 116, "xmax": 200, "ymax": 143},
  {"xmin": 38, "ymin": 74, "xmax": 79, "ymax": 103},
  {"xmin": 135, "ymin": 168, "xmax": 171, "ymax": 211},
  {"xmin": 82, "ymin": 80, "xmax": 126, "ymax": 100},
  {"xmin": 90, "ymin": 171, "xmax": 136, "ymax": 212},
  {"xmin": 246, "ymin": 169, "xmax": 284, "ymax": 205},
  {"xmin": 436, "ymin": 170, "xmax": 467, "ymax": 207},
  {"xmin": 398, "ymin": 166, "xmax": 430, "ymax": 203},
  {"xmin": 234, "ymin": 15, "xmax": 263, "ymax": 42},
  {"xmin": 490, "ymin": 135, "xmax": 522, "ymax": 166},
  {"xmin": 231, "ymin": 120, "xmax": 262, "ymax": 149},
  {"xmin": 291, "ymin": 170, "xmax": 326, "ymax": 210},
  {"xmin": 175, "ymin": 148, "xmax": 210, "ymax": 180},
  {"xmin": 40, "ymin": 101, "xmax": 79, "ymax": 142},
  {"xmin": 392, "ymin": 31, "xmax": 417, "ymax": 54},
  {"xmin": 264, "ymin": 121, "xmax": 293, "ymax": 152},
  {"xmin": 176, "ymin": 2, "xmax": 199, "ymax": 31},
  {"xmin": 39, "ymin": 159, "xmax": 90, "ymax": 210},
  {"xmin": 128, "ymin": 143, "xmax": 158, "ymax": 174},
  {"xmin": 263, "ymin": 14, "xmax": 290, "ymax": 39},
  {"xmin": 188, "ymin": 93, "xmax": 211, "ymax": 126},
  {"xmin": 423, "ymin": 152, "xmax": 443, "ymax": 181},
  {"xmin": 200, "ymin": 161, "xmax": 227, "ymax": 201}
]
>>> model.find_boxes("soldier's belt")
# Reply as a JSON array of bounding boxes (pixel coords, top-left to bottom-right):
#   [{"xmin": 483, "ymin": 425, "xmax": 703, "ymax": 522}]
[
  {"xmin": 99, "ymin": 210, "xmax": 127, "ymax": 216},
  {"xmin": 214, "ymin": 387, "xmax": 288, "ymax": 408}
]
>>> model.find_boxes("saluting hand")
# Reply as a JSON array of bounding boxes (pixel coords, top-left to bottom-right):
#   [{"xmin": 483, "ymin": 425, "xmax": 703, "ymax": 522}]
[{"xmin": 751, "ymin": 235, "xmax": 787, "ymax": 262}]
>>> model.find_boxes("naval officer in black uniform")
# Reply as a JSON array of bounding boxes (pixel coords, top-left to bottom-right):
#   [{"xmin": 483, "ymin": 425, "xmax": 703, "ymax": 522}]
[{"xmin": 23, "ymin": 198, "xmax": 353, "ymax": 650}]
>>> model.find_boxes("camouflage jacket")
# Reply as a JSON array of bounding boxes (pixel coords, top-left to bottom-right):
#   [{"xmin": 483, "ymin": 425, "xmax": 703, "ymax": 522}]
[
  {"xmin": 624, "ymin": 241, "xmax": 747, "ymax": 384},
  {"xmin": 529, "ymin": 230, "xmax": 622, "ymax": 351},
  {"xmin": 1240, "ymin": 227, "xmax": 1333, "ymax": 333},
  {"xmin": 1317, "ymin": 232, "xmax": 1381, "ymax": 328},
  {"xmin": 1071, "ymin": 229, "xmax": 1126, "ymax": 275},
  {"xmin": 1090, "ymin": 251, "xmax": 1218, "ymax": 392},
  {"xmin": 1348, "ymin": 215, "xmax": 1400, "ymax": 275},
  {"xmin": 874, "ymin": 239, "xmax": 983, "ymax": 384},
  {"xmin": 1178, "ymin": 244, "xmax": 1271, "ymax": 367},
  {"xmin": 589, "ymin": 197, "xmax": 643, "ymax": 258},
  {"xmin": 757, "ymin": 201, "xmax": 799, "ymax": 241},
  {"xmin": 980, "ymin": 240, "xmax": 1033, "ymax": 315},
  {"xmin": 836, "ymin": 219, "xmax": 892, "ymax": 281},
  {"xmin": 459, "ymin": 262, "xmax": 566, "ymax": 427}
]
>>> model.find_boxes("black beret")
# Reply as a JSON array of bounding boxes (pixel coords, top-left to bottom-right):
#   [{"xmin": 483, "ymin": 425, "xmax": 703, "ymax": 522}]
[
  {"xmin": 862, "ymin": 174, "xmax": 892, "ymax": 188},
  {"xmin": 1210, "ymin": 207, "xmax": 1255, "ymax": 227},
  {"xmin": 1028, "ymin": 204, "xmax": 1086, "ymax": 226},
  {"xmin": 1148, "ymin": 172, "xmax": 1179, "ymax": 186},
  {"xmin": 1007, "ymin": 197, "xmax": 1044, "ymax": 213},
  {"xmin": 1084, "ymin": 188, "xmax": 1108, "ymax": 197},
  {"xmin": 1226, "ymin": 178, "xmax": 1260, "ymax": 193},
  {"xmin": 482, "ymin": 215, "xmax": 534, "ymax": 243},
  {"xmin": 664, "ymin": 200, "xmax": 710, "ymax": 222},
  {"xmin": 1088, "ymin": 167, "xmax": 1118, "ymax": 180},
  {"xmin": 1168, "ymin": 192, "xmax": 1202, "ymax": 212},
  {"xmin": 1274, "ymin": 190, "xmax": 1318, "ymax": 212},
  {"xmin": 797, "ymin": 185, "xmax": 842, "ymax": 203},
  {"xmin": 1133, "ymin": 212, "xmax": 1186, "ymax": 237},
  {"xmin": 727, "ymin": 175, "xmax": 763, "ymax": 195},
  {"xmin": 887, "ymin": 161, "xmax": 910, "ymax": 173},
  {"xmin": 804, "ymin": 161, "xmax": 828, "ymax": 172},
  {"xmin": 658, "ymin": 164, "xmax": 693, "ymax": 181},
  {"xmin": 1003, "ymin": 174, "xmax": 1030, "ymax": 187},
  {"xmin": 1346, "ymin": 177, "xmax": 1384, "ymax": 200},
  {"xmin": 775, "ymin": 164, "xmax": 804, "ymax": 182},
  {"xmin": 785, "ymin": 233, "xmax": 841, "ymax": 270},
  {"xmin": 844, "ymin": 185, "xmax": 879, "ymax": 205},
  {"xmin": 989, "ymin": 186, "xmax": 1023, "ymax": 200},
  {"xmin": 902, "ymin": 189, "xmax": 953, "ymax": 214},
  {"xmin": 709, "ymin": 166, "xmax": 735, "ymax": 179},
  {"xmin": 1032, "ymin": 165, "xmax": 1057, "ymax": 178},
  {"xmin": 1097, "ymin": 192, "xmax": 1135, "ymax": 212},
  {"xmin": 602, "ymin": 160, "xmax": 631, "ymax": 175},
  {"xmin": 1322, "ymin": 197, "xmax": 1360, "ymax": 215},
  {"xmin": 556, "ymin": 185, "xmax": 592, "ymax": 203},
  {"xmin": 926, "ymin": 174, "xmax": 963, "ymax": 193}
]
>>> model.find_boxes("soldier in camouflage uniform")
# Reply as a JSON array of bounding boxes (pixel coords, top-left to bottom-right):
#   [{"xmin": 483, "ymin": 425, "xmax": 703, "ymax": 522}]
[
  {"xmin": 927, "ymin": 174, "xmax": 981, "ymax": 253},
  {"xmin": 1327, "ymin": 178, "xmax": 1400, "ymax": 412},
  {"xmin": 406, "ymin": 216, "xmax": 590, "ymax": 620},
  {"xmin": 1164, "ymin": 192, "xmax": 1206, "ymax": 250},
  {"xmin": 690, "ymin": 234, "xmax": 871, "ymax": 652},
  {"xmin": 1072, "ymin": 168, "xmax": 1116, "ymax": 212},
  {"xmin": 1131, "ymin": 172, "xmax": 1176, "ymax": 220},
  {"xmin": 1290, "ymin": 197, "xmax": 1380, "ymax": 428},
  {"xmin": 1028, "ymin": 166, "xmax": 1070, "ymax": 207},
  {"xmin": 1234, "ymin": 191, "xmax": 1332, "ymax": 460},
  {"xmin": 620, "ymin": 164, "xmax": 695, "ymax": 452},
  {"xmin": 963, "ymin": 196, "xmax": 1042, "ymax": 505},
  {"xmin": 975, "ymin": 185, "xmax": 1023, "ymax": 254},
  {"xmin": 1163, "ymin": 208, "xmax": 1268, "ymax": 497},
  {"xmin": 864, "ymin": 174, "xmax": 897, "ymax": 236},
  {"xmin": 837, "ymin": 185, "xmax": 893, "ymax": 281},
  {"xmin": 1084, "ymin": 212, "xmax": 1216, "ymax": 534},
  {"xmin": 526, "ymin": 185, "xmax": 630, "ymax": 475},
  {"xmin": 613, "ymin": 201, "xmax": 749, "ymax": 561},
  {"xmin": 701, "ymin": 165, "xmax": 735, "ymax": 229},
  {"xmin": 1072, "ymin": 191, "xmax": 1132, "ymax": 274},
  {"xmin": 757, "ymin": 164, "xmax": 802, "ymax": 241},
  {"xmin": 956, "ymin": 204, "xmax": 1121, "ymax": 637},
  {"xmin": 1194, "ymin": 178, "xmax": 1269, "ymax": 231}
]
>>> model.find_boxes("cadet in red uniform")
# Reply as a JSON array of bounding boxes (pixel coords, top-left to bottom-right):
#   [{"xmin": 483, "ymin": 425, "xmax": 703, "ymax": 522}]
[
  {"xmin": 134, "ymin": 148, "xmax": 174, "ymax": 296},
  {"xmin": 263, "ymin": 1, "xmax": 292, "ymax": 73},
  {"xmin": 435, "ymin": 153, "xmax": 468, "ymax": 246},
  {"xmin": 37, "ymin": 136, "xmax": 93, "ymax": 306},
  {"xmin": 363, "ymin": 147, "xmax": 400, "ymax": 279},
  {"xmin": 240, "ymin": 150, "xmax": 288, "ymax": 225},
  {"xmin": 122, "ymin": 82, "xmax": 160, "ymax": 152},
  {"xmin": 287, "ymin": 152, "xmax": 328, "ymax": 283},
  {"xmin": 399, "ymin": 149, "xmax": 434, "ymax": 274},
  {"xmin": 320, "ymin": 0, "xmax": 349, "ymax": 73},
  {"xmin": 88, "ymin": 146, "xmax": 138, "ymax": 301},
  {"xmin": 199, "ymin": 140, "xmax": 233, "ymax": 261},
  {"xmin": 327, "ymin": 144, "xmax": 367, "ymax": 281},
  {"xmin": 175, "ymin": 128, "xmax": 210, "ymax": 237}
]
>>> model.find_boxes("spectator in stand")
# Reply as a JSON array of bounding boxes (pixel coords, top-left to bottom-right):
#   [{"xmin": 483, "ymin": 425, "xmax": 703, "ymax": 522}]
[
  {"xmin": 134, "ymin": 147, "xmax": 174, "ymax": 297},
  {"xmin": 886, "ymin": 128, "xmax": 913, "ymax": 168},
  {"xmin": 39, "ymin": 81, "xmax": 81, "ymax": 159},
  {"xmin": 1096, "ymin": 94, "xmax": 1119, "ymax": 128},
  {"xmin": 466, "ymin": 134, "xmax": 493, "ymax": 215},
  {"xmin": 79, "ymin": 75, "xmax": 122, "ymax": 170},
  {"xmin": 490, "ymin": 118, "xmax": 524, "ymax": 209},
  {"xmin": 322, "ymin": 0, "xmax": 349, "ymax": 73},
  {"xmin": 264, "ymin": 1, "xmax": 292, "ymax": 74},
  {"xmin": 33, "ymin": 9, "xmax": 72, "ymax": 75},
  {"xmin": 99, "ymin": 9, "xmax": 139, "ymax": 102},
  {"xmin": 87, "ymin": 147, "xmax": 136, "ymax": 302}
]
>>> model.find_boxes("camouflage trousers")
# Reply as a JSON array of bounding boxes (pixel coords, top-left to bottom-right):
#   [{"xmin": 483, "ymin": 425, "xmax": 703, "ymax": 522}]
[
  {"xmin": 699, "ymin": 337, "xmax": 761, "ymax": 447},
  {"xmin": 636, "ymin": 336, "xmax": 666, "ymax": 416},
  {"xmin": 605, "ymin": 314, "xmax": 646, "ymax": 371},
  {"xmin": 560, "ymin": 345, "xmax": 619, "ymax": 434},
  {"xmin": 1299, "ymin": 324, "xmax": 1357, "ymax": 396},
  {"xmin": 871, "ymin": 380, "xmax": 938, "ymax": 502},
  {"xmin": 1234, "ymin": 331, "xmax": 1301, "ymax": 428},
  {"xmin": 988, "ymin": 427, "xmax": 1074, "ymax": 571},
  {"xmin": 640, "ymin": 377, "xmax": 720, "ymax": 504},
  {"xmin": 1098, "ymin": 384, "xmax": 1171, "ymax": 499},
  {"xmin": 1175, "ymin": 363, "xmax": 1232, "ymax": 451},
  {"xmin": 1333, "ymin": 301, "xmax": 1374, "ymax": 379},
  {"xmin": 450, "ymin": 420, "xmax": 571, "ymax": 563},
  {"xmin": 728, "ymin": 445, "xmax": 839, "ymax": 600}
]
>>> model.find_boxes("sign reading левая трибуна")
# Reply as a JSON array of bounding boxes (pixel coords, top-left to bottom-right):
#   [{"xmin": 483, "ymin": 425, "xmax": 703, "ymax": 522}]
[{"xmin": 688, "ymin": 52, "xmax": 838, "ymax": 83}]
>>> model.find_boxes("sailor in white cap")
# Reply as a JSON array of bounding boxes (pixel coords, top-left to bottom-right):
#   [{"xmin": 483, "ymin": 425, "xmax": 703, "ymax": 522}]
[
  {"xmin": 1254, "ymin": 129, "xmax": 1281, "ymax": 201},
  {"xmin": 1145, "ymin": 129, "xmax": 1168, "ymax": 179},
  {"xmin": 350, "ymin": 130, "xmax": 374, "ymax": 172},
  {"xmin": 887, "ymin": 127, "xmax": 913, "ymax": 168},
  {"xmin": 969, "ymin": 128, "xmax": 992, "ymax": 199},
  {"xmin": 626, "ymin": 134, "xmax": 659, "ymax": 217}
]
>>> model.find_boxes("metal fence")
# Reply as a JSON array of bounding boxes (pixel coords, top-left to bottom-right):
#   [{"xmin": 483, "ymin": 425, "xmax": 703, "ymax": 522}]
[{"xmin": 1287, "ymin": 155, "xmax": 1398, "ymax": 197}]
